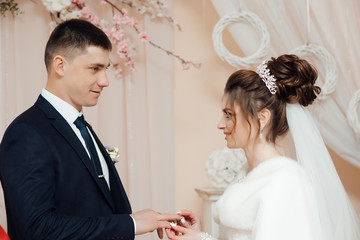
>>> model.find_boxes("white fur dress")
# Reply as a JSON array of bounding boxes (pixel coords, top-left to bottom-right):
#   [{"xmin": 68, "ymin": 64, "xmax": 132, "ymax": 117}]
[{"xmin": 213, "ymin": 157, "xmax": 324, "ymax": 240}]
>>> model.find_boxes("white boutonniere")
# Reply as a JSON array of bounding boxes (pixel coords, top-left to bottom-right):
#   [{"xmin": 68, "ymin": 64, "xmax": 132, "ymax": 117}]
[{"xmin": 105, "ymin": 145, "xmax": 120, "ymax": 164}]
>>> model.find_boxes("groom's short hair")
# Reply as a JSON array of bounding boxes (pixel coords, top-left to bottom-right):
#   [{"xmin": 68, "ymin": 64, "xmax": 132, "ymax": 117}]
[{"xmin": 44, "ymin": 19, "xmax": 112, "ymax": 72}]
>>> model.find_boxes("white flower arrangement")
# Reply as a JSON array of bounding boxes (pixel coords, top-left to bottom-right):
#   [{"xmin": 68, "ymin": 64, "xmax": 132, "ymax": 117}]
[
  {"xmin": 42, "ymin": 0, "xmax": 72, "ymax": 13},
  {"xmin": 105, "ymin": 145, "xmax": 120, "ymax": 164},
  {"xmin": 205, "ymin": 147, "xmax": 248, "ymax": 189}
]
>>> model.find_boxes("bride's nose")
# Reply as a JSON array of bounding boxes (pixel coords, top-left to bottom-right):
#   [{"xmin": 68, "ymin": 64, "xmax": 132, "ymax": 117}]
[{"xmin": 217, "ymin": 117, "xmax": 225, "ymax": 130}]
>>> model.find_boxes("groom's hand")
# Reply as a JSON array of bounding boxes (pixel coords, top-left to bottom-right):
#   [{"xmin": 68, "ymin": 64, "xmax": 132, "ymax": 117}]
[{"xmin": 131, "ymin": 209, "xmax": 183, "ymax": 239}]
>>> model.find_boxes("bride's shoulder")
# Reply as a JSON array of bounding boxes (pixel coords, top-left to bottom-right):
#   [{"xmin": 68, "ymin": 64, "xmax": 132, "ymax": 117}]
[
  {"xmin": 274, "ymin": 156, "xmax": 302, "ymax": 169},
  {"xmin": 250, "ymin": 156, "xmax": 307, "ymax": 182},
  {"xmin": 262, "ymin": 156, "xmax": 311, "ymax": 189},
  {"xmin": 244, "ymin": 156, "xmax": 310, "ymax": 189},
  {"xmin": 254, "ymin": 156, "xmax": 303, "ymax": 175}
]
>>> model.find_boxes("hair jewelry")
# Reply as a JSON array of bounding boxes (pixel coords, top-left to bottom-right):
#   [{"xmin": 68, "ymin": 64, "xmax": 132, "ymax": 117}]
[{"xmin": 256, "ymin": 60, "xmax": 277, "ymax": 94}]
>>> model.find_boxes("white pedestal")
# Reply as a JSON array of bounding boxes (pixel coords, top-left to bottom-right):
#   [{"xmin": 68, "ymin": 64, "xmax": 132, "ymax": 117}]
[{"xmin": 195, "ymin": 188, "xmax": 224, "ymax": 238}]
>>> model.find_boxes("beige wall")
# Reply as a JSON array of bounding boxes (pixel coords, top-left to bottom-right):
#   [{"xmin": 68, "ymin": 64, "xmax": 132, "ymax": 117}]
[
  {"xmin": 173, "ymin": 0, "xmax": 360, "ymax": 222},
  {"xmin": 173, "ymin": 0, "xmax": 235, "ymax": 219}
]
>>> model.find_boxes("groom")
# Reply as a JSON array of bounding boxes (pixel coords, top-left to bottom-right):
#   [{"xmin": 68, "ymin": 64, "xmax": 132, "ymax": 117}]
[{"xmin": 0, "ymin": 19, "xmax": 181, "ymax": 239}]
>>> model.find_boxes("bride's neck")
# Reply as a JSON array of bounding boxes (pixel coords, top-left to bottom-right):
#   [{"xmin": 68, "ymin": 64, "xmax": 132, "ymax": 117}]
[{"xmin": 245, "ymin": 141, "xmax": 280, "ymax": 171}]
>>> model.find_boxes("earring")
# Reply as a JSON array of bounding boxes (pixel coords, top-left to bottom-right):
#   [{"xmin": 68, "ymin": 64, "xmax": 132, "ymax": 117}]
[{"xmin": 259, "ymin": 129, "xmax": 263, "ymax": 139}]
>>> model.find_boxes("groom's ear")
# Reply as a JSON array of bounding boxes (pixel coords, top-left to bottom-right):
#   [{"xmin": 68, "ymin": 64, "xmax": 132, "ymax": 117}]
[
  {"xmin": 53, "ymin": 55, "xmax": 65, "ymax": 77},
  {"xmin": 258, "ymin": 108, "xmax": 271, "ymax": 130}
]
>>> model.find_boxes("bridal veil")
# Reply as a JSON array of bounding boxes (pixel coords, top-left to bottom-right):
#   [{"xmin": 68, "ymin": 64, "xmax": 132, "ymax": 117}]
[{"xmin": 286, "ymin": 103, "xmax": 360, "ymax": 240}]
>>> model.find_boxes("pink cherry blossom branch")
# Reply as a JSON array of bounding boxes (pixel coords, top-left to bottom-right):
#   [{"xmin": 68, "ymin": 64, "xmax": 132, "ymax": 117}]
[
  {"xmin": 116, "ymin": 0, "xmax": 182, "ymax": 31},
  {"xmin": 104, "ymin": 0, "xmax": 201, "ymax": 70}
]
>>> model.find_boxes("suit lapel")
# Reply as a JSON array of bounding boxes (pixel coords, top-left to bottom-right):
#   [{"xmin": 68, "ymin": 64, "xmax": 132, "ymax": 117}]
[
  {"xmin": 34, "ymin": 95, "xmax": 115, "ymax": 211},
  {"xmin": 88, "ymin": 127, "xmax": 132, "ymax": 213}
]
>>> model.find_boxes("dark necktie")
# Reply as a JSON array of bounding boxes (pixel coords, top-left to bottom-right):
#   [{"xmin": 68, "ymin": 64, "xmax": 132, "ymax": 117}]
[{"xmin": 74, "ymin": 115, "xmax": 104, "ymax": 178}]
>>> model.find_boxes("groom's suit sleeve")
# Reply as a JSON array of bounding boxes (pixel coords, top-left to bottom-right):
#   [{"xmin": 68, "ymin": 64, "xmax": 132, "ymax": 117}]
[{"xmin": 0, "ymin": 102, "xmax": 135, "ymax": 240}]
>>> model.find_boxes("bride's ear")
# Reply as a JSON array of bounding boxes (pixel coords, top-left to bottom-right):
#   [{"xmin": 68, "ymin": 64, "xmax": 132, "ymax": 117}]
[{"xmin": 258, "ymin": 108, "xmax": 271, "ymax": 130}]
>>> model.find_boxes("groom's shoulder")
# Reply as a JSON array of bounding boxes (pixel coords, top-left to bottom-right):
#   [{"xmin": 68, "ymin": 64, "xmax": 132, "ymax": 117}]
[
  {"xmin": 16, "ymin": 99, "xmax": 46, "ymax": 121},
  {"xmin": 4, "ymin": 97, "xmax": 50, "ymax": 133}
]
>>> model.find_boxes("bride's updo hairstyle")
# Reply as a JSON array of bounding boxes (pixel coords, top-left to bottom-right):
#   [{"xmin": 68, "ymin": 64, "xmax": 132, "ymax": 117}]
[{"xmin": 224, "ymin": 54, "xmax": 321, "ymax": 143}]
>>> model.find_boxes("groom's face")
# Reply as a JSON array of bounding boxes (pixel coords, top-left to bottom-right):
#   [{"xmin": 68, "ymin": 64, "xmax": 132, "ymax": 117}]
[{"xmin": 61, "ymin": 46, "xmax": 110, "ymax": 111}]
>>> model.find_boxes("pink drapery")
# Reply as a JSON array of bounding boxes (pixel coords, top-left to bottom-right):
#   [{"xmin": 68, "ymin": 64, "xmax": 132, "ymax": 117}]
[
  {"xmin": 0, "ymin": 1, "xmax": 175, "ymax": 237},
  {"xmin": 210, "ymin": 0, "xmax": 360, "ymax": 213},
  {"xmin": 210, "ymin": 0, "xmax": 360, "ymax": 168}
]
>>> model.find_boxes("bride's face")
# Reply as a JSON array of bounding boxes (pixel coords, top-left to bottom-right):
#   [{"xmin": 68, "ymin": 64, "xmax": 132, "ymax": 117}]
[{"xmin": 218, "ymin": 99, "xmax": 254, "ymax": 149}]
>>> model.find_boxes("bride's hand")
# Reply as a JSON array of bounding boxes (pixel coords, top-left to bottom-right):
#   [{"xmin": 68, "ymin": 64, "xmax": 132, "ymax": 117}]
[
  {"xmin": 165, "ymin": 224, "xmax": 202, "ymax": 240},
  {"xmin": 177, "ymin": 210, "xmax": 201, "ymax": 231}
]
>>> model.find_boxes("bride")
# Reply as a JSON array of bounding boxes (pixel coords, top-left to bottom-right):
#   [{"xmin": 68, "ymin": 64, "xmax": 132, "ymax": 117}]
[{"xmin": 166, "ymin": 54, "xmax": 360, "ymax": 240}]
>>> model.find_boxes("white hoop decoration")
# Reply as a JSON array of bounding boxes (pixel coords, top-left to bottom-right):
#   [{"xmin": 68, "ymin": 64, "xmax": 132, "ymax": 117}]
[
  {"xmin": 347, "ymin": 89, "xmax": 360, "ymax": 140},
  {"xmin": 290, "ymin": 43, "xmax": 337, "ymax": 100},
  {"xmin": 212, "ymin": 10, "xmax": 270, "ymax": 68}
]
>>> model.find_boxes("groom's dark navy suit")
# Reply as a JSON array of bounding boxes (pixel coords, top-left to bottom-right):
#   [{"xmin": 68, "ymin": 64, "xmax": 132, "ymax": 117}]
[{"xmin": 0, "ymin": 95, "xmax": 134, "ymax": 240}]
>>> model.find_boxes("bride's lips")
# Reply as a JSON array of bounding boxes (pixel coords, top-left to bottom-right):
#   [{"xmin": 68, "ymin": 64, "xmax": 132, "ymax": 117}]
[{"xmin": 224, "ymin": 132, "xmax": 231, "ymax": 140}]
